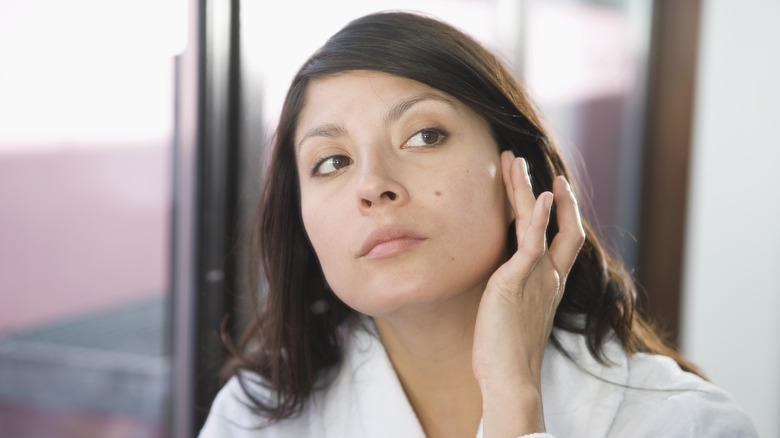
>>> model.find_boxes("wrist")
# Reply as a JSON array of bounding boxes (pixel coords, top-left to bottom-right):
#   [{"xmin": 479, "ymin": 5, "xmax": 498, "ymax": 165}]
[{"xmin": 481, "ymin": 378, "xmax": 545, "ymax": 437}]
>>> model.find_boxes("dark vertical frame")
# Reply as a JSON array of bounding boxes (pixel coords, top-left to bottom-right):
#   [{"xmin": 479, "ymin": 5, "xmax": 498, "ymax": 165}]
[
  {"xmin": 638, "ymin": 0, "xmax": 702, "ymax": 344},
  {"xmin": 169, "ymin": 0, "xmax": 200, "ymax": 434},
  {"xmin": 171, "ymin": 0, "xmax": 242, "ymax": 435},
  {"xmin": 194, "ymin": 0, "xmax": 242, "ymax": 430}
]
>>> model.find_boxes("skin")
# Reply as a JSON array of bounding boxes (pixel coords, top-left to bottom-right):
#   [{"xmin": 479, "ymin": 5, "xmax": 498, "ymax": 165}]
[{"xmin": 296, "ymin": 71, "xmax": 585, "ymax": 437}]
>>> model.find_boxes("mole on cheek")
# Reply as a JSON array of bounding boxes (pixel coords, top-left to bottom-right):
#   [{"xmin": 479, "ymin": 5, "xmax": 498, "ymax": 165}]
[{"xmin": 434, "ymin": 190, "xmax": 442, "ymax": 197}]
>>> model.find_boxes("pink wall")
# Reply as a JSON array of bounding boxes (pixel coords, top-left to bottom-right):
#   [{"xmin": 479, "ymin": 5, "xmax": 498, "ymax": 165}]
[{"xmin": 0, "ymin": 144, "xmax": 170, "ymax": 333}]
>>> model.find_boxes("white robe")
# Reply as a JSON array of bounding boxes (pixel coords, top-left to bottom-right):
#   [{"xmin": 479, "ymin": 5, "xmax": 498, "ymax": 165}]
[{"xmin": 199, "ymin": 324, "xmax": 757, "ymax": 437}]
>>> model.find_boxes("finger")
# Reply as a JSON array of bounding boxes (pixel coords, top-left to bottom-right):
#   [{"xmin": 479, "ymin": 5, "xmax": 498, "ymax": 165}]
[
  {"xmin": 510, "ymin": 156, "xmax": 538, "ymax": 246},
  {"xmin": 548, "ymin": 176, "xmax": 586, "ymax": 277},
  {"xmin": 519, "ymin": 191, "xmax": 553, "ymax": 255},
  {"xmin": 500, "ymin": 150, "xmax": 517, "ymax": 216},
  {"xmin": 495, "ymin": 191, "xmax": 554, "ymax": 291}
]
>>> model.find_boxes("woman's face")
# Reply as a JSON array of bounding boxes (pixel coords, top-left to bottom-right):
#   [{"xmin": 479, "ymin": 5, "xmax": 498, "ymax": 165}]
[{"xmin": 295, "ymin": 71, "xmax": 512, "ymax": 317}]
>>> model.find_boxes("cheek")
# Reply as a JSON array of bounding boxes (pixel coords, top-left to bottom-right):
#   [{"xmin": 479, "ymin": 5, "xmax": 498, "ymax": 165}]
[
  {"xmin": 301, "ymin": 196, "xmax": 365, "ymax": 311},
  {"xmin": 300, "ymin": 192, "xmax": 353, "ymax": 283},
  {"xmin": 300, "ymin": 194, "xmax": 333, "ymax": 260},
  {"xmin": 435, "ymin": 165, "xmax": 510, "ymax": 250},
  {"xmin": 443, "ymin": 164, "xmax": 507, "ymax": 219}
]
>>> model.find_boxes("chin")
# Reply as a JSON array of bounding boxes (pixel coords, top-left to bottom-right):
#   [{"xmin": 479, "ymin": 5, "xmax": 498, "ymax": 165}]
[
  {"xmin": 341, "ymin": 291, "xmax": 433, "ymax": 318},
  {"xmin": 335, "ymin": 277, "xmax": 481, "ymax": 319}
]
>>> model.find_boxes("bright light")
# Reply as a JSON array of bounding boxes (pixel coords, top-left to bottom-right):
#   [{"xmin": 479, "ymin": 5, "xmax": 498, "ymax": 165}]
[{"xmin": 0, "ymin": 0, "xmax": 185, "ymax": 152}]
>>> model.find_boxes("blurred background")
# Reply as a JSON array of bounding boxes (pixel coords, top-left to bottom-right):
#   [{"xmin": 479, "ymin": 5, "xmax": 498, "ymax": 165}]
[{"xmin": 0, "ymin": 0, "xmax": 777, "ymax": 437}]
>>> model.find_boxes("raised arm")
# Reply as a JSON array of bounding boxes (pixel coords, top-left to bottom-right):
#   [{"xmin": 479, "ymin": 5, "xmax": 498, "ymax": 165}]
[{"xmin": 473, "ymin": 150, "xmax": 585, "ymax": 437}]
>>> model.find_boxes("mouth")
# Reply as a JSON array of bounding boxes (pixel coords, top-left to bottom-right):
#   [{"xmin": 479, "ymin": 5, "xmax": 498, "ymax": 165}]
[{"xmin": 359, "ymin": 226, "xmax": 427, "ymax": 260}]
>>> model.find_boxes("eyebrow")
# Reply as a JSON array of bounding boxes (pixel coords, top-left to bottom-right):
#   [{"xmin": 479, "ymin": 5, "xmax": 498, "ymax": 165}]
[
  {"xmin": 297, "ymin": 123, "xmax": 347, "ymax": 155},
  {"xmin": 297, "ymin": 92, "xmax": 459, "ymax": 155},
  {"xmin": 383, "ymin": 92, "xmax": 460, "ymax": 124}
]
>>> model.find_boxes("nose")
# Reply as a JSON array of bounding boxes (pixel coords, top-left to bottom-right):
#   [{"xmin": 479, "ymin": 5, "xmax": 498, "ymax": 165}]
[{"xmin": 356, "ymin": 158, "xmax": 408, "ymax": 213}]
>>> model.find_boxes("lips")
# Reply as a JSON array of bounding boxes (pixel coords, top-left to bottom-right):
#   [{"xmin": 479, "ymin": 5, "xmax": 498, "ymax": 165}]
[{"xmin": 358, "ymin": 226, "xmax": 427, "ymax": 259}]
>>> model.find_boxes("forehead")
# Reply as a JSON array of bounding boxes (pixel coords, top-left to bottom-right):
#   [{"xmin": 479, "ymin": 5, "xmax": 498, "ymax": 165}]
[
  {"xmin": 298, "ymin": 71, "xmax": 455, "ymax": 121},
  {"xmin": 294, "ymin": 71, "xmax": 464, "ymax": 143},
  {"xmin": 305, "ymin": 70, "xmax": 435, "ymax": 97}
]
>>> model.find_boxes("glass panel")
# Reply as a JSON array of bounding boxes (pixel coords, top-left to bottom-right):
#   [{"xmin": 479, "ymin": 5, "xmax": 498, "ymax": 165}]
[
  {"xmin": 524, "ymin": 0, "xmax": 653, "ymax": 266},
  {"xmin": 0, "ymin": 1, "xmax": 184, "ymax": 436}
]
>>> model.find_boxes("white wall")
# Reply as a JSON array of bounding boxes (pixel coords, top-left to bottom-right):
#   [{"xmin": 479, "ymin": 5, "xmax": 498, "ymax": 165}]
[{"xmin": 681, "ymin": 1, "xmax": 780, "ymax": 437}]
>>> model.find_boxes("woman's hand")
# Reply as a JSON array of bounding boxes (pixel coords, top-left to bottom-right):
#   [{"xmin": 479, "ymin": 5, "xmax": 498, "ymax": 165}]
[{"xmin": 473, "ymin": 150, "xmax": 585, "ymax": 437}]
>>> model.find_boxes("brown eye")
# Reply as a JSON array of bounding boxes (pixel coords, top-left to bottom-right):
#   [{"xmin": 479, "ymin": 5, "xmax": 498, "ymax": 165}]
[
  {"xmin": 313, "ymin": 155, "xmax": 352, "ymax": 176},
  {"xmin": 405, "ymin": 128, "xmax": 447, "ymax": 148},
  {"xmin": 420, "ymin": 130, "xmax": 440, "ymax": 144}
]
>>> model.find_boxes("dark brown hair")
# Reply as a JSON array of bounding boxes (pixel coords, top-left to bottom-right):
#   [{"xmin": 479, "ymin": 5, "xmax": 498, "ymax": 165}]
[{"xmin": 226, "ymin": 11, "xmax": 701, "ymax": 423}]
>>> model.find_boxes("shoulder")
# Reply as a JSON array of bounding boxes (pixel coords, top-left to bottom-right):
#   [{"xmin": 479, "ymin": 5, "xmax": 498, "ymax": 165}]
[
  {"xmin": 198, "ymin": 374, "xmax": 257, "ymax": 437},
  {"xmin": 612, "ymin": 351, "xmax": 758, "ymax": 437},
  {"xmin": 199, "ymin": 364, "xmax": 349, "ymax": 437},
  {"xmin": 198, "ymin": 320, "xmax": 419, "ymax": 438},
  {"xmin": 543, "ymin": 331, "xmax": 758, "ymax": 437},
  {"xmin": 198, "ymin": 373, "xmax": 284, "ymax": 438},
  {"xmin": 542, "ymin": 329, "xmax": 757, "ymax": 437}
]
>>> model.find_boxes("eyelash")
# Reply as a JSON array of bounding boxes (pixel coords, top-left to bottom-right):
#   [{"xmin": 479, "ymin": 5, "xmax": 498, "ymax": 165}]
[
  {"xmin": 403, "ymin": 127, "xmax": 449, "ymax": 148},
  {"xmin": 311, "ymin": 154, "xmax": 352, "ymax": 177},
  {"xmin": 309, "ymin": 126, "xmax": 450, "ymax": 177}
]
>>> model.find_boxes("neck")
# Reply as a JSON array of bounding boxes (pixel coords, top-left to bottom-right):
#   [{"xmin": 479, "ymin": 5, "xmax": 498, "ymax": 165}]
[{"xmin": 373, "ymin": 286, "xmax": 484, "ymax": 438}]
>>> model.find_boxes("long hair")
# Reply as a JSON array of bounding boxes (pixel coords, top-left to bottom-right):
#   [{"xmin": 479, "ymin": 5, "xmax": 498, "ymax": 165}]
[{"xmin": 225, "ymin": 11, "xmax": 701, "ymax": 423}]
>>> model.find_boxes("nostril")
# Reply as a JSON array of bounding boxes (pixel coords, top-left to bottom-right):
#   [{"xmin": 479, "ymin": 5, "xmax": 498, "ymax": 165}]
[{"xmin": 361, "ymin": 191, "xmax": 397, "ymax": 208}]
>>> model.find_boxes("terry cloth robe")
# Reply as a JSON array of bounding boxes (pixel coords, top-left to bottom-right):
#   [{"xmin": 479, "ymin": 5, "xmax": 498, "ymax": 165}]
[{"xmin": 199, "ymin": 323, "xmax": 758, "ymax": 438}]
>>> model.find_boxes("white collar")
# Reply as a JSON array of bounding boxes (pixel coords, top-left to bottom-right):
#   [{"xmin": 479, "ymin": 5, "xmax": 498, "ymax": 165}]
[{"xmin": 309, "ymin": 323, "xmax": 629, "ymax": 438}]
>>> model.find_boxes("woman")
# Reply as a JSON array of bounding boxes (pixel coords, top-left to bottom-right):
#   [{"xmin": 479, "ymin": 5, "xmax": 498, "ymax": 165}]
[{"xmin": 200, "ymin": 11, "xmax": 756, "ymax": 438}]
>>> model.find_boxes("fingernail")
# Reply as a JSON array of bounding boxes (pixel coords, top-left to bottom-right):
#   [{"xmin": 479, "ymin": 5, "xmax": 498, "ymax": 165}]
[{"xmin": 545, "ymin": 193, "xmax": 554, "ymax": 209}]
